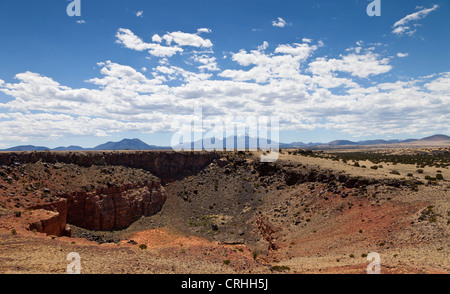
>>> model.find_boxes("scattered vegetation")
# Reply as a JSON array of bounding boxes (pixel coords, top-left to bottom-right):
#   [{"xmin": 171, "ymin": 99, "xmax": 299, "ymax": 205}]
[
  {"xmin": 271, "ymin": 265, "xmax": 290, "ymax": 272},
  {"xmin": 252, "ymin": 249, "xmax": 262, "ymax": 260},
  {"xmin": 419, "ymin": 206, "xmax": 440, "ymax": 223},
  {"xmin": 306, "ymin": 150, "xmax": 450, "ymax": 169}
]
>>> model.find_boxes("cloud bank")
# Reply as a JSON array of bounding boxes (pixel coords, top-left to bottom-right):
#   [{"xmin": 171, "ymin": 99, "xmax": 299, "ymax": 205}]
[{"xmin": 0, "ymin": 28, "xmax": 448, "ymax": 143}]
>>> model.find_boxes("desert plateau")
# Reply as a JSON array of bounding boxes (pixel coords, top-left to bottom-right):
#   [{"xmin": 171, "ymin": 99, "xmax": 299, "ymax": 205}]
[{"xmin": 0, "ymin": 146, "xmax": 448, "ymax": 274}]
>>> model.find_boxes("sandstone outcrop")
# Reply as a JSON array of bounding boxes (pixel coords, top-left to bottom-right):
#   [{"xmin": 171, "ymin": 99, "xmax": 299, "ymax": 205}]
[
  {"xmin": 27, "ymin": 181, "xmax": 166, "ymax": 232},
  {"xmin": 29, "ymin": 200, "xmax": 70, "ymax": 236},
  {"xmin": 65, "ymin": 181, "xmax": 166, "ymax": 230}
]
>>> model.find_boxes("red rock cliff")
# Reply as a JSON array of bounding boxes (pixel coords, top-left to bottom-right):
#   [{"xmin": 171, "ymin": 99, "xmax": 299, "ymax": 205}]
[
  {"xmin": 64, "ymin": 181, "xmax": 166, "ymax": 230},
  {"xmin": 29, "ymin": 200, "xmax": 70, "ymax": 236},
  {"xmin": 27, "ymin": 181, "xmax": 166, "ymax": 233}
]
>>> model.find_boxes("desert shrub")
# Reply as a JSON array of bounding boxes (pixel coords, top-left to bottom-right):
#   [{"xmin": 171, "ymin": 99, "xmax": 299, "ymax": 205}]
[
  {"xmin": 407, "ymin": 173, "xmax": 413, "ymax": 177},
  {"xmin": 14, "ymin": 211, "xmax": 21, "ymax": 217},
  {"xmin": 435, "ymin": 174, "xmax": 444, "ymax": 180},
  {"xmin": 271, "ymin": 265, "xmax": 290, "ymax": 272},
  {"xmin": 390, "ymin": 170, "xmax": 400, "ymax": 175},
  {"xmin": 370, "ymin": 165, "xmax": 378, "ymax": 170},
  {"xmin": 223, "ymin": 260, "xmax": 230, "ymax": 265},
  {"xmin": 139, "ymin": 244, "xmax": 147, "ymax": 250},
  {"xmin": 417, "ymin": 169, "xmax": 424, "ymax": 174},
  {"xmin": 252, "ymin": 249, "xmax": 261, "ymax": 260}
]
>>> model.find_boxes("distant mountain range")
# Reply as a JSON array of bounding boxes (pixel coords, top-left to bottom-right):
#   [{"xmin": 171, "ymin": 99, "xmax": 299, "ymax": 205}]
[
  {"xmin": 279, "ymin": 135, "xmax": 449, "ymax": 148},
  {"xmin": 281, "ymin": 138, "xmax": 418, "ymax": 148},
  {"xmin": 1, "ymin": 134, "xmax": 449, "ymax": 152},
  {"xmin": 1, "ymin": 138, "xmax": 171, "ymax": 152}
]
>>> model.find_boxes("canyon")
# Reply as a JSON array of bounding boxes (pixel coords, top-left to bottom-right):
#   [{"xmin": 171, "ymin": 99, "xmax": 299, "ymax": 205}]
[
  {"xmin": 0, "ymin": 151, "xmax": 220, "ymax": 235},
  {"xmin": 0, "ymin": 149, "xmax": 448, "ymax": 274}
]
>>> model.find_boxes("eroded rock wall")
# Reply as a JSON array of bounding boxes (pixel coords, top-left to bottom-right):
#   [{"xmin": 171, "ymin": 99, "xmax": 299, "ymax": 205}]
[
  {"xmin": 29, "ymin": 200, "xmax": 69, "ymax": 236},
  {"xmin": 0, "ymin": 151, "xmax": 220, "ymax": 182},
  {"xmin": 65, "ymin": 182, "xmax": 166, "ymax": 230}
]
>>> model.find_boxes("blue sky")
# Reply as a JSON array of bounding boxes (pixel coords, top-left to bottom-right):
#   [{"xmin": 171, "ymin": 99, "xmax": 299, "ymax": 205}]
[{"xmin": 0, "ymin": 0, "xmax": 449, "ymax": 148}]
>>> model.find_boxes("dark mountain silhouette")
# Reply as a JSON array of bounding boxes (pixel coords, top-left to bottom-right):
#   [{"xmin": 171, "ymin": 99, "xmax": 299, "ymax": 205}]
[
  {"xmin": 325, "ymin": 138, "xmax": 417, "ymax": 146},
  {"xmin": 92, "ymin": 138, "xmax": 170, "ymax": 151},
  {"xmin": 173, "ymin": 135, "xmax": 279, "ymax": 150},
  {"xmin": 1, "ymin": 134, "xmax": 448, "ymax": 151},
  {"xmin": 0, "ymin": 138, "xmax": 170, "ymax": 152},
  {"xmin": 2, "ymin": 145, "xmax": 49, "ymax": 152},
  {"xmin": 327, "ymin": 140, "xmax": 358, "ymax": 146},
  {"xmin": 416, "ymin": 134, "xmax": 450, "ymax": 142},
  {"xmin": 52, "ymin": 145, "xmax": 85, "ymax": 151}
]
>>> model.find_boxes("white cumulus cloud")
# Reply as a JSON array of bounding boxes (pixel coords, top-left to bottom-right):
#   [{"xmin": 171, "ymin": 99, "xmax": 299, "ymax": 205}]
[
  {"xmin": 272, "ymin": 17, "xmax": 287, "ymax": 28},
  {"xmin": 392, "ymin": 5, "xmax": 439, "ymax": 36}
]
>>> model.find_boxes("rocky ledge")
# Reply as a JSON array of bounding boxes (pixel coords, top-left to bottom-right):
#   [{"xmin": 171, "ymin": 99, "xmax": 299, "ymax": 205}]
[
  {"xmin": 26, "ymin": 181, "xmax": 166, "ymax": 234},
  {"xmin": 65, "ymin": 181, "xmax": 166, "ymax": 231}
]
